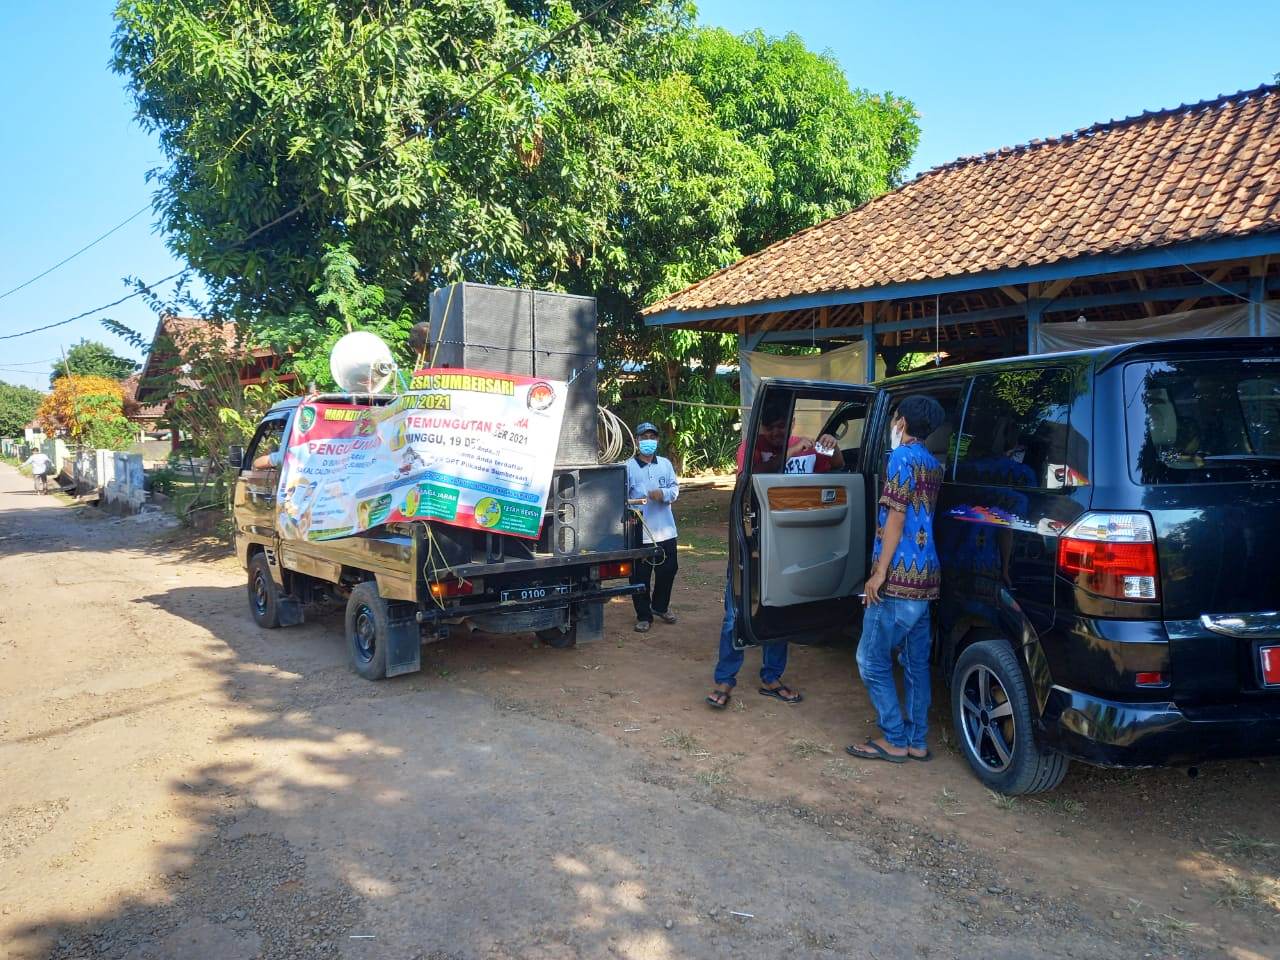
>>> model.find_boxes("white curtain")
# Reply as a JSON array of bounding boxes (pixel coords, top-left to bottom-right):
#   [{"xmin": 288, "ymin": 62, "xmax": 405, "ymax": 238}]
[
  {"xmin": 739, "ymin": 341, "xmax": 887, "ymax": 412},
  {"xmin": 1037, "ymin": 302, "xmax": 1280, "ymax": 353}
]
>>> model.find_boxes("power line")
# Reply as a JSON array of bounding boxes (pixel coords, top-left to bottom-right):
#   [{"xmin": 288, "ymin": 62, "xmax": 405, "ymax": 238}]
[
  {"xmin": 0, "ymin": 0, "xmax": 624, "ymax": 343},
  {"xmin": 0, "ymin": 269, "xmax": 188, "ymax": 341},
  {"xmin": 0, "ymin": 205, "xmax": 151, "ymax": 303}
]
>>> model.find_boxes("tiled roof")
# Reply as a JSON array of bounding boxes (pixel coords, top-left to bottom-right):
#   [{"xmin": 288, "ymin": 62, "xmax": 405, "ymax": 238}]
[{"xmin": 644, "ymin": 84, "xmax": 1280, "ymax": 320}]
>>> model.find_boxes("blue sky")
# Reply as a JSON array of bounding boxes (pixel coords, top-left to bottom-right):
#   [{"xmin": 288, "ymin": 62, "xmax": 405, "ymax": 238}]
[{"xmin": 1, "ymin": 1, "xmax": 1277, "ymax": 390}]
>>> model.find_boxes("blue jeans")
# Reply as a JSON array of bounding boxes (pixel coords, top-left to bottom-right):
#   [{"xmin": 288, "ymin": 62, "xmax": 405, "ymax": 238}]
[
  {"xmin": 855, "ymin": 597, "xmax": 932, "ymax": 749},
  {"xmin": 713, "ymin": 577, "xmax": 788, "ymax": 688}
]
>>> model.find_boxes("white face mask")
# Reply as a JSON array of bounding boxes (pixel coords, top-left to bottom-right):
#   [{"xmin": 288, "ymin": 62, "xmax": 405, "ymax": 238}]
[{"xmin": 891, "ymin": 421, "xmax": 904, "ymax": 450}]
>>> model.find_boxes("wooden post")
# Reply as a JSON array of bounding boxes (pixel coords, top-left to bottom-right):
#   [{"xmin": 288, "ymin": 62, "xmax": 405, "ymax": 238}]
[
  {"xmin": 1026, "ymin": 283, "xmax": 1042, "ymax": 354},
  {"xmin": 863, "ymin": 302, "xmax": 876, "ymax": 382},
  {"xmin": 1249, "ymin": 258, "xmax": 1268, "ymax": 335}
]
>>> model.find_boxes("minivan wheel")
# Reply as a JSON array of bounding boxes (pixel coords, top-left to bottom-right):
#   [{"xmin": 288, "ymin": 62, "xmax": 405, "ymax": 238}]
[
  {"xmin": 247, "ymin": 554, "xmax": 281, "ymax": 629},
  {"xmin": 345, "ymin": 582, "xmax": 390, "ymax": 680},
  {"xmin": 951, "ymin": 640, "xmax": 1069, "ymax": 795}
]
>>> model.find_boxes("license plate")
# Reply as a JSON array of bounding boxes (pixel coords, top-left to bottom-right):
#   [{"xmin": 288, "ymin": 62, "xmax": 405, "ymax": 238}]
[
  {"xmin": 1262, "ymin": 645, "xmax": 1280, "ymax": 687},
  {"xmin": 501, "ymin": 584, "xmax": 570, "ymax": 604}
]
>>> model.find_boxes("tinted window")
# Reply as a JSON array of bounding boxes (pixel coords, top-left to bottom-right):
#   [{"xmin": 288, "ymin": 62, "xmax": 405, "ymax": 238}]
[
  {"xmin": 881, "ymin": 383, "xmax": 967, "ymax": 480},
  {"xmin": 1124, "ymin": 359, "xmax": 1280, "ymax": 484},
  {"xmin": 955, "ymin": 368, "xmax": 1083, "ymax": 489}
]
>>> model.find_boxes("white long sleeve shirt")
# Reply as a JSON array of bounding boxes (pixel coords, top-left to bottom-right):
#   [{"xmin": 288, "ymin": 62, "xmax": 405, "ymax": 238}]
[{"xmin": 625, "ymin": 455, "xmax": 679, "ymax": 543}]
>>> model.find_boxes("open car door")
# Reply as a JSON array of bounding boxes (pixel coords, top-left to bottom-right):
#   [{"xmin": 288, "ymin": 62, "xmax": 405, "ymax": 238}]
[{"xmin": 730, "ymin": 378, "xmax": 879, "ymax": 647}]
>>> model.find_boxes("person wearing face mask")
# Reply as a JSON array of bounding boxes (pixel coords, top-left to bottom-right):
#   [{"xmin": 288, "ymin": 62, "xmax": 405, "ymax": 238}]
[
  {"xmin": 626, "ymin": 422, "xmax": 680, "ymax": 633},
  {"xmin": 847, "ymin": 395, "xmax": 946, "ymax": 763}
]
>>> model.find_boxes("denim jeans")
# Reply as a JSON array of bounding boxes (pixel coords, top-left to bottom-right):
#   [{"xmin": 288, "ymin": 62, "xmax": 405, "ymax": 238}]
[
  {"xmin": 713, "ymin": 576, "xmax": 788, "ymax": 688},
  {"xmin": 855, "ymin": 596, "xmax": 932, "ymax": 749}
]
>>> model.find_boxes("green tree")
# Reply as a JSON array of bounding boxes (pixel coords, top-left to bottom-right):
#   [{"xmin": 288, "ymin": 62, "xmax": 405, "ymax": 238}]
[
  {"xmin": 50, "ymin": 339, "xmax": 138, "ymax": 384},
  {"xmin": 112, "ymin": 3, "xmax": 917, "ymax": 468},
  {"xmin": 0, "ymin": 381, "xmax": 45, "ymax": 439}
]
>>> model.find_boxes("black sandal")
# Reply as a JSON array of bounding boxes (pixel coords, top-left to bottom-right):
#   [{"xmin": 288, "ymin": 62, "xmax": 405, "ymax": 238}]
[
  {"xmin": 758, "ymin": 684, "xmax": 803, "ymax": 704},
  {"xmin": 706, "ymin": 689, "xmax": 732, "ymax": 710},
  {"xmin": 845, "ymin": 739, "xmax": 908, "ymax": 764}
]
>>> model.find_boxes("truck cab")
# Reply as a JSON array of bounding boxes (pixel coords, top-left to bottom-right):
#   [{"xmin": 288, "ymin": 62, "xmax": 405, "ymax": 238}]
[{"xmin": 234, "ymin": 394, "xmax": 653, "ymax": 680}]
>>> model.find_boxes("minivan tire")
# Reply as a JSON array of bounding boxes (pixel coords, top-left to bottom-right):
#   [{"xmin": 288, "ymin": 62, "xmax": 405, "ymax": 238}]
[
  {"xmin": 951, "ymin": 640, "xmax": 1069, "ymax": 795},
  {"xmin": 346, "ymin": 582, "xmax": 391, "ymax": 681},
  {"xmin": 248, "ymin": 554, "xmax": 282, "ymax": 629}
]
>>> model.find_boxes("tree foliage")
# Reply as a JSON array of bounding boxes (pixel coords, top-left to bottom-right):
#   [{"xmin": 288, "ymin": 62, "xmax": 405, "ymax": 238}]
[
  {"xmin": 112, "ymin": 1, "xmax": 918, "ymax": 469},
  {"xmin": 49, "ymin": 339, "xmax": 139, "ymax": 385},
  {"xmin": 0, "ymin": 381, "xmax": 45, "ymax": 440},
  {"xmin": 37, "ymin": 375, "xmax": 136, "ymax": 449}
]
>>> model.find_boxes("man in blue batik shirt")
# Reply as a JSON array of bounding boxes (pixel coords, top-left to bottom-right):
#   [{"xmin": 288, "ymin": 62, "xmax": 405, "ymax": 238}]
[{"xmin": 848, "ymin": 395, "xmax": 946, "ymax": 764}]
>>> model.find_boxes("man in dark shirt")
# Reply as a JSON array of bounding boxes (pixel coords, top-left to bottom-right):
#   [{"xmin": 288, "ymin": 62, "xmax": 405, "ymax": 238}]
[{"xmin": 848, "ymin": 395, "xmax": 945, "ymax": 762}]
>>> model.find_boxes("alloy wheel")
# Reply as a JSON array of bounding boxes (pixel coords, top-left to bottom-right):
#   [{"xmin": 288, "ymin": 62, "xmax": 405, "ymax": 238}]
[{"xmin": 959, "ymin": 663, "xmax": 1017, "ymax": 773}]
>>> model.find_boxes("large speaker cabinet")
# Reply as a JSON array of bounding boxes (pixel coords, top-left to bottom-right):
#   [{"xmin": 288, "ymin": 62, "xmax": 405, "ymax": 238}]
[{"xmin": 428, "ymin": 283, "xmax": 599, "ymax": 465}]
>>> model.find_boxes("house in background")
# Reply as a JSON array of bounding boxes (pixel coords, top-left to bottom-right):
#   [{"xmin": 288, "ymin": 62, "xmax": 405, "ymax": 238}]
[
  {"xmin": 644, "ymin": 84, "xmax": 1280, "ymax": 381},
  {"xmin": 134, "ymin": 315, "xmax": 296, "ymax": 450}
]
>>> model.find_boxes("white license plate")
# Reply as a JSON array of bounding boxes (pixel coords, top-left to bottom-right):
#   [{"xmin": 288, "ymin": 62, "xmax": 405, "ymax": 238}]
[{"xmin": 501, "ymin": 584, "xmax": 570, "ymax": 604}]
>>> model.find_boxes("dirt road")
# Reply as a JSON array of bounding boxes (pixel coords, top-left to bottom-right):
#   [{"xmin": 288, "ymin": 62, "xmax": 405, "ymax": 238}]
[{"xmin": 0, "ymin": 464, "xmax": 1275, "ymax": 959}]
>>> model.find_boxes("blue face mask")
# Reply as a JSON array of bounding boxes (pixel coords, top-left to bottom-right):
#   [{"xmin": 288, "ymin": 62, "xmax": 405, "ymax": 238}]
[{"xmin": 638, "ymin": 438, "xmax": 659, "ymax": 457}]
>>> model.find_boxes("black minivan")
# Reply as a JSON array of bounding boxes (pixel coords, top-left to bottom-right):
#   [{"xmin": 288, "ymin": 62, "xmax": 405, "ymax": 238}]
[{"xmin": 730, "ymin": 337, "xmax": 1280, "ymax": 794}]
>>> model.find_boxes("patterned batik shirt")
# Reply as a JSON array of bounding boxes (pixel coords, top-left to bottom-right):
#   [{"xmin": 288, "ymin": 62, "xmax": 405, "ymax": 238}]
[{"xmin": 872, "ymin": 441, "xmax": 944, "ymax": 600}]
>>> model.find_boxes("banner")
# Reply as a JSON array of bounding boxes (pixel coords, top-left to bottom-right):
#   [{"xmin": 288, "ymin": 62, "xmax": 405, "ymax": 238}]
[{"xmin": 276, "ymin": 367, "xmax": 567, "ymax": 541}]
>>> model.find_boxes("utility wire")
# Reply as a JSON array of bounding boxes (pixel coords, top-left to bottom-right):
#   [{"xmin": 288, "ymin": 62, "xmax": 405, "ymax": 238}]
[
  {"xmin": 0, "ymin": 205, "xmax": 150, "ymax": 303},
  {"xmin": 0, "ymin": 0, "xmax": 624, "ymax": 344}
]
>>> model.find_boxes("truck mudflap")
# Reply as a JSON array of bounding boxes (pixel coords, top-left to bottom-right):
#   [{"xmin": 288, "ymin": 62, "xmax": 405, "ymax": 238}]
[
  {"xmin": 386, "ymin": 602, "xmax": 422, "ymax": 678},
  {"xmin": 574, "ymin": 601, "xmax": 605, "ymax": 644}
]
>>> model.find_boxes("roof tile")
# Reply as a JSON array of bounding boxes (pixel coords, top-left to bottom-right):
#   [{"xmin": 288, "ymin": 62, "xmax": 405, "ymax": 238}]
[{"xmin": 645, "ymin": 85, "xmax": 1280, "ymax": 320}]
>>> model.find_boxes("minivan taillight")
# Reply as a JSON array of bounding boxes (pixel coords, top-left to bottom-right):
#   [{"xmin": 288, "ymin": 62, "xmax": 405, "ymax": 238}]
[{"xmin": 1057, "ymin": 512, "xmax": 1159, "ymax": 601}]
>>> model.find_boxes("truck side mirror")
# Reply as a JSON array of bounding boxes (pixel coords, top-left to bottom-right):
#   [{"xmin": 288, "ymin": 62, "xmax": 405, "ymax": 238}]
[{"xmin": 228, "ymin": 445, "xmax": 244, "ymax": 470}]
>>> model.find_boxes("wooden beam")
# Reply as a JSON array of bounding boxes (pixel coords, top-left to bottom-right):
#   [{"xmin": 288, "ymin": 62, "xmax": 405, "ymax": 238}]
[
  {"xmin": 1174, "ymin": 265, "xmax": 1232, "ymax": 312},
  {"xmin": 818, "ymin": 306, "xmax": 830, "ymax": 329},
  {"xmin": 999, "ymin": 285, "xmax": 1026, "ymax": 304},
  {"xmin": 1132, "ymin": 273, "xmax": 1157, "ymax": 318},
  {"xmin": 1040, "ymin": 278, "xmax": 1075, "ymax": 302}
]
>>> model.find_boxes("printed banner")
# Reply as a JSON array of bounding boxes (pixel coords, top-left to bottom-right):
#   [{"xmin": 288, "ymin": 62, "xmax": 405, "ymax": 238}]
[{"xmin": 275, "ymin": 367, "xmax": 567, "ymax": 541}]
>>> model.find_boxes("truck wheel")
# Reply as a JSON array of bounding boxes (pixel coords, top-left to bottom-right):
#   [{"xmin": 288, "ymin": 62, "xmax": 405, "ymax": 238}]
[
  {"xmin": 537, "ymin": 622, "xmax": 577, "ymax": 649},
  {"xmin": 951, "ymin": 640, "xmax": 1069, "ymax": 796},
  {"xmin": 346, "ymin": 582, "xmax": 391, "ymax": 680},
  {"xmin": 248, "ymin": 554, "xmax": 281, "ymax": 629}
]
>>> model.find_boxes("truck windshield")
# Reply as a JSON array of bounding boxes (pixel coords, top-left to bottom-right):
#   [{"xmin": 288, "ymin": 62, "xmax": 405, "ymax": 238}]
[{"xmin": 1124, "ymin": 358, "xmax": 1280, "ymax": 484}]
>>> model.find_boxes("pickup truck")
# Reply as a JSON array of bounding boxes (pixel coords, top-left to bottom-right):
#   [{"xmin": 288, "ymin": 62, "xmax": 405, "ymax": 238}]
[{"xmin": 232, "ymin": 394, "xmax": 653, "ymax": 679}]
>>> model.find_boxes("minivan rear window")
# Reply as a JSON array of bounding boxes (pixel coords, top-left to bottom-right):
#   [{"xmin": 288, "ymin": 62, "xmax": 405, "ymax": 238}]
[{"xmin": 1124, "ymin": 359, "xmax": 1280, "ymax": 484}]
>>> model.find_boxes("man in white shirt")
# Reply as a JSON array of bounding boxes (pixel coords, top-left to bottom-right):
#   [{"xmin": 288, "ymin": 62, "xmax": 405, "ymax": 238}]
[
  {"xmin": 625, "ymin": 422, "xmax": 680, "ymax": 633},
  {"xmin": 21, "ymin": 451, "xmax": 53, "ymax": 495}
]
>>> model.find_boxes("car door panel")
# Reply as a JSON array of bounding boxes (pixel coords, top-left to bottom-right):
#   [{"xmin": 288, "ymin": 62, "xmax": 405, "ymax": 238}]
[
  {"xmin": 753, "ymin": 474, "xmax": 866, "ymax": 603},
  {"xmin": 731, "ymin": 379, "xmax": 877, "ymax": 647}
]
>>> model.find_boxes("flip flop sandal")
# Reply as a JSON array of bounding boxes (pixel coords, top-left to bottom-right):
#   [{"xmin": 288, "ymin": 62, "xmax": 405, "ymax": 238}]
[
  {"xmin": 706, "ymin": 690, "xmax": 731, "ymax": 710},
  {"xmin": 908, "ymin": 749, "xmax": 933, "ymax": 762},
  {"xmin": 758, "ymin": 685, "xmax": 803, "ymax": 704},
  {"xmin": 845, "ymin": 739, "xmax": 908, "ymax": 764}
]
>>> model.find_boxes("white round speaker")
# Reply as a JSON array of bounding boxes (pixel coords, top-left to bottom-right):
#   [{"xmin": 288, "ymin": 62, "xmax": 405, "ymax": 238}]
[{"xmin": 329, "ymin": 331, "xmax": 396, "ymax": 393}]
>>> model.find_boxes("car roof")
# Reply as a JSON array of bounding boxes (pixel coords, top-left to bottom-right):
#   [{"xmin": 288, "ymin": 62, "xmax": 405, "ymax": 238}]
[
  {"xmin": 266, "ymin": 393, "xmax": 395, "ymax": 414},
  {"xmin": 880, "ymin": 335, "xmax": 1280, "ymax": 387}
]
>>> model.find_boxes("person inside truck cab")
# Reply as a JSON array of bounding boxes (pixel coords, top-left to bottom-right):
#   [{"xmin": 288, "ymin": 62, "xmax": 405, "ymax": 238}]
[{"xmin": 740, "ymin": 396, "xmax": 844, "ymax": 474}]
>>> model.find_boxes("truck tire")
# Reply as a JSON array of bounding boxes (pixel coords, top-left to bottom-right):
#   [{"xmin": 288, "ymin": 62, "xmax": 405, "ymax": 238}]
[
  {"xmin": 951, "ymin": 640, "xmax": 1069, "ymax": 796},
  {"xmin": 346, "ymin": 582, "xmax": 391, "ymax": 680},
  {"xmin": 537, "ymin": 622, "xmax": 577, "ymax": 649},
  {"xmin": 248, "ymin": 554, "xmax": 282, "ymax": 629}
]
